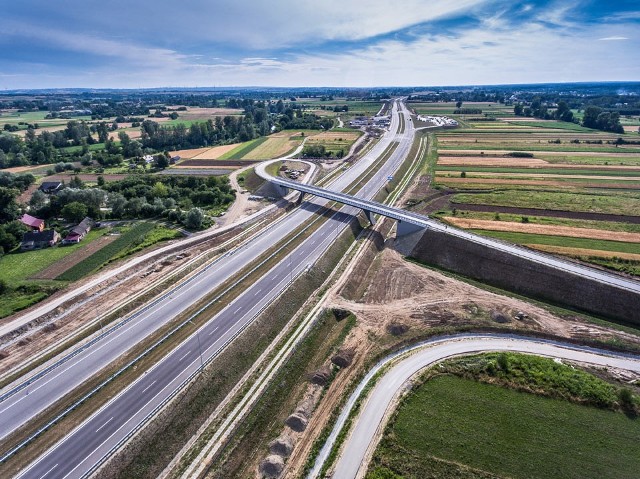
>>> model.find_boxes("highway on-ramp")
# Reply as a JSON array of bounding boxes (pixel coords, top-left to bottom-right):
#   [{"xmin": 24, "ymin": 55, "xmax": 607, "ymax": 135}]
[
  {"xmin": 318, "ymin": 335, "xmax": 640, "ymax": 479},
  {"xmin": 11, "ymin": 101, "xmax": 416, "ymax": 478}
]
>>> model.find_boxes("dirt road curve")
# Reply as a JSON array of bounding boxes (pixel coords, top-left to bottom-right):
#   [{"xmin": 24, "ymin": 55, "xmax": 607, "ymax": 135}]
[{"xmin": 313, "ymin": 335, "xmax": 640, "ymax": 479}]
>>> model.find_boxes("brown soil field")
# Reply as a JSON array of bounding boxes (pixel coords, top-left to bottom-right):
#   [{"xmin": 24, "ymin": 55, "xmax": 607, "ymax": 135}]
[
  {"xmin": 440, "ymin": 171, "xmax": 640, "ymax": 181},
  {"xmin": 193, "ymin": 143, "xmax": 242, "ymax": 160},
  {"xmin": 440, "ymin": 149, "xmax": 640, "ymax": 158},
  {"xmin": 108, "ymin": 128, "xmax": 142, "ymax": 141},
  {"xmin": 41, "ymin": 174, "xmax": 127, "ymax": 182},
  {"xmin": 3, "ymin": 164, "xmax": 56, "ymax": 174},
  {"xmin": 436, "ymin": 176, "xmax": 640, "ymax": 189},
  {"xmin": 14, "ymin": 125, "xmax": 67, "ymax": 137},
  {"xmin": 442, "ymin": 217, "xmax": 640, "ymax": 242},
  {"xmin": 527, "ymin": 244, "xmax": 640, "ymax": 260},
  {"xmin": 174, "ymin": 107, "xmax": 243, "ymax": 118},
  {"xmin": 623, "ymin": 126, "xmax": 639, "ymax": 134},
  {"xmin": 174, "ymin": 159, "xmax": 256, "ymax": 168},
  {"xmin": 438, "ymin": 156, "xmax": 640, "ymax": 169},
  {"xmin": 439, "ymin": 156, "xmax": 550, "ymax": 167},
  {"xmin": 437, "ymin": 134, "xmax": 626, "ymax": 142},
  {"xmin": 31, "ymin": 235, "xmax": 118, "ymax": 280},
  {"xmin": 306, "ymin": 131, "xmax": 361, "ymax": 141},
  {"xmin": 450, "ymin": 203, "xmax": 640, "ymax": 224}
]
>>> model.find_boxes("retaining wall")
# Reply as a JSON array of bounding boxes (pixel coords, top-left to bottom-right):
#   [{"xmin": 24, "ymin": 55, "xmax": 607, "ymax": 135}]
[{"xmin": 409, "ymin": 229, "xmax": 640, "ymax": 324}]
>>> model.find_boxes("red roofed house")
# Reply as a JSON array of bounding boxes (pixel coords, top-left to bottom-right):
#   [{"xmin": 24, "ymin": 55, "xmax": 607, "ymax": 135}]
[
  {"xmin": 62, "ymin": 217, "xmax": 93, "ymax": 245},
  {"xmin": 20, "ymin": 213, "xmax": 45, "ymax": 232}
]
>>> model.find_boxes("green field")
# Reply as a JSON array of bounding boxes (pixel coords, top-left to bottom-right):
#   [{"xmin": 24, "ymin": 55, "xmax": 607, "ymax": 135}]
[
  {"xmin": 502, "ymin": 121, "xmax": 596, "ymax": 132},
  {"xmin": 57, "ymin": 222, "xmax": 158, "ymax": 281},
  {"xmin": 452, "ymin": 190, "xmax": 640, "ymax": 216},
  {"xmin": 439, "ymin": 211, "xmax": 640, "ymax": 233},
  {"xmin": 219, "ymin": 137, "xmax": 269, "ymax": 160},
  {"xmin": 470, "ymin": 229, "xmax": 640, "ymax": 254},
  {"xmin": 368, "ymin": 374, "xmax": 640, "ymax": 479},
  {"xmin": 0, "ymin": 230, "xmax": 105, "ymax": 285}
]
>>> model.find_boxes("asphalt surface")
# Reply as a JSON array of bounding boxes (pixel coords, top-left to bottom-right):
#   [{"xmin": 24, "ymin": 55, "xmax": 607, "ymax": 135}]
[
  {"xmin": 12, "ymin": 100, "xmax": 415, "ymax": 478},
  {"xmin": 325, "ymin": 335, "xmax": 640, "ymax": 479}
]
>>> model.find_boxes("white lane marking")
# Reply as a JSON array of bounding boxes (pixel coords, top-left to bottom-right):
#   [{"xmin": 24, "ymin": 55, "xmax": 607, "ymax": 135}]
[
  {"xmin": 234, "ymin": 307, "xmax": 242, "ymax": 314},
  {"xmin": 141, "ymin": 380, "xmax": 157, "ymax": 394},
  {"xmin": 208, "ymin": 326, "xmax": 219, "ymax": 336},
  {"xmin": 37, "ymin": 464, "xmax": 58, "ymax": 479},
  {"xmin": 253, "ymin": 289, "xmax": 261, "ymax": 296},
  {"xmin": 95, "ymin": 416, "xmax": 114, "ymax": 433},
  {"xmin": 178, "ymin": 351, "xmax": 191, "ymax": 362}
]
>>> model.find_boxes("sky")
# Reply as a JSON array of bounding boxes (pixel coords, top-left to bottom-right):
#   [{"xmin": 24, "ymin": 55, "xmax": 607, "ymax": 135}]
[{"xmin": 0, "ymin": 0, "xmax": 638, "ymax": 89}]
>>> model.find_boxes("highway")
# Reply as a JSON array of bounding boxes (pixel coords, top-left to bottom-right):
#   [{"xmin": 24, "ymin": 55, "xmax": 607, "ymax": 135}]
[
  {"xmin": 315, "ymin": 335, "xmax": 640, "ymax": 479},
  {"xmin": 11, "ymin": 100, "xmax": 416, "ymax": 478}
]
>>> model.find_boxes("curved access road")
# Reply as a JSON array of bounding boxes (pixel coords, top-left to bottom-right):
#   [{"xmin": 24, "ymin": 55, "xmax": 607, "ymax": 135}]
[{"xmin": 316, "ymin": 335, "xmax": 640, "ymax": 479}]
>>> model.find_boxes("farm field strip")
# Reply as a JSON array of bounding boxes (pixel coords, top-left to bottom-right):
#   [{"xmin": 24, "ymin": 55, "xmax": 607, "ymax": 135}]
[
  {"xmin": 469, "ymin": 230, "xmax": 640, "ymax": 255},
  {"xmin": 436, "ymin": 177, "xmax": 640, "ymax": 189},
  {"xmin": 436, "ymin": 168, "xmax": 640, "ymax": 178},
  {"xmin": 528, "ymin": 244, "xmax": 640, "ymax": 261},
  {"xmin": 443, "ymin": 217, "xmax": 640, "ymax": 242},
  {"xmin": 438, "ymin": 157, "xmax": 640, "ymax": 169},
  {"xmin": 438, "ymin": 149, "xmax": 640, "ymax": 158},
  {"xmin": 427, "ymin": 102, "xmax": 640, "ymax": 274}
]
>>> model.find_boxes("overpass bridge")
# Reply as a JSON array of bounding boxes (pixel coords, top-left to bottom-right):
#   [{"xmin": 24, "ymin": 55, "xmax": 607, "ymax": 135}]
[
  {"xmin": 255, "ymin": 160, "xmax": 640, "ymax": 296},
  {"xmin": 255, "ymin": 161, "xmax": 427, "ymax": 236}
]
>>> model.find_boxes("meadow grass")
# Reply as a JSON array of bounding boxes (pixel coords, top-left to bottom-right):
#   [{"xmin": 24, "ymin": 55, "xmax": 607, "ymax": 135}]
[
  {"xmin": 368, "ymin": 373, "xmax": 640, "ymax": 479},
  {"xmin": 0, "ymin": 230, "xmax": 105, "ymax": 285},
  {"xmin": 452, "ymin": 190, "xmax": 640, "ymax": 216}
]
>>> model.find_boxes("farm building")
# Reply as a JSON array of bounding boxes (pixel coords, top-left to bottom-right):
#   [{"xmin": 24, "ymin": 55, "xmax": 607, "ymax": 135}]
[
  {"xmin": 20, "ymin": 213, "xmax": 45, "ymax": 232},
  {"xmin": 39, "ymin": 181, "xmax": 63, "ymax": 194},
  {"xmin": 63, "ymin": 217, "xmax": 93, "ymax": 244},
  {"xmin": 21, "ymin": 229, "xmax": 61, "ymax": 250}
]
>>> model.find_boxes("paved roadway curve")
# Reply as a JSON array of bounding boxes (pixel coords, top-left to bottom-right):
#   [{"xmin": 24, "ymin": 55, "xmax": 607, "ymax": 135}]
[
  {"xmin": 13, "ymin": 101, "xmax": 415, "ymax": 478},
  {"xmin": 321, "ymin": 335, "xmax": 640, "ymax": 479}
]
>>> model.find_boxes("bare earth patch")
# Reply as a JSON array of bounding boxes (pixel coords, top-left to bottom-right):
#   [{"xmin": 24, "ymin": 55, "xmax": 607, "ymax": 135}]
[{"xmin": 442, "ymin": 217, "xmax": 640, "ymax": 242}]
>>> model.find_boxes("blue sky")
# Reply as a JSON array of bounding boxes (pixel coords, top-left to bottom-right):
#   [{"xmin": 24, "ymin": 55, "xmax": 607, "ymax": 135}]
[{"xmin": 0, "ymin": 0, "xmax": 638, "ymax": 89}]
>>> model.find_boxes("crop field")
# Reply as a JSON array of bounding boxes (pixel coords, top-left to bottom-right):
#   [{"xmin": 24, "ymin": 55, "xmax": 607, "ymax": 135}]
[
  {"xmin": 302, "ymin": 130, "xmax": 362, "ymax": 156},
  {"xmin": 368, "ymin": 359, "xmax": 640, "ymax": 479},
  {"xmin": 168, "ymin": 129, "xmax": 361, "ymax": 172},
  {"xmin": 419, "ymin": 102, "xmax": 640, "ymax": 274}
]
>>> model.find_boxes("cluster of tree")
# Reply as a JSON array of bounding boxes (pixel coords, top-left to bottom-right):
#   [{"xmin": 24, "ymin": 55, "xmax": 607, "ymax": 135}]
[
  {"xmin": 514, "ymin": 99, "xmax": 574, "ymax": 123},
  {"xmin": 26, "ymin": 174, "xmax": 233, "ymax": 231},
  {"xmin": 300, "ymin": 144, "xmax": 342, "ymax": 158},
  {"xmin": 453, "ymin": 108, "xmax": 483, "ymax": 115},
  {"xmin": 0, "ymin": 172, "xmax": 35, "ymax": 255},
  {"xmin": 582, "ymin": 106, "xmax": 625, "ymax": 134},
  {"xmin": 278, "ymin": 112, "xmax": 333, "ymax": 131},
  {"xmin": 138, "ymin": 116, "xmax": 267, "ymax": 150}
]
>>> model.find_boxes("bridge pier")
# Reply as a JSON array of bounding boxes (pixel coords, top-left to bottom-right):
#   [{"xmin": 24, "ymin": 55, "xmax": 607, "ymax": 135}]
[
  {"xmin": 396, "ymin": 220, "xmax": 425, "ymax": 237},
  {"xmin": 296, "ymin": 191, "xmax": 305, "ymax": 205},
  {"xmin": 363, "ymin": 210, "xmax": 374, "ymax": 225}
]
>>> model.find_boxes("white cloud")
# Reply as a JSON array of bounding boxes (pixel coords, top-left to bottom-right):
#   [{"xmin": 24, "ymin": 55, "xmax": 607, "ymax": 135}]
[{"xmin": 598, "ymin": 36, "xmax": 629, "ymax": 41}]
